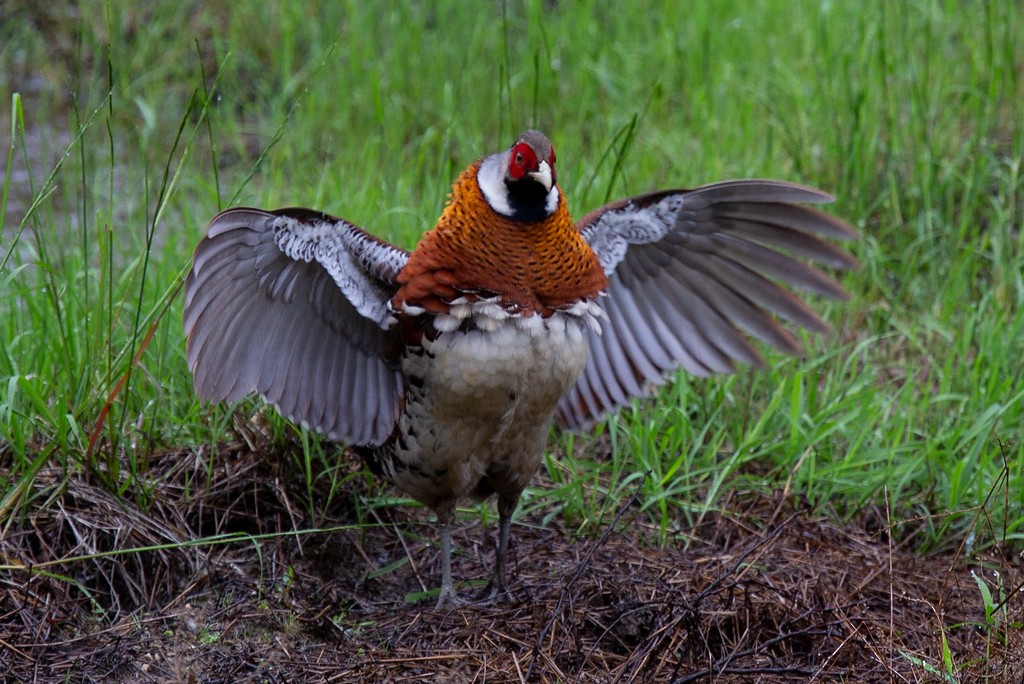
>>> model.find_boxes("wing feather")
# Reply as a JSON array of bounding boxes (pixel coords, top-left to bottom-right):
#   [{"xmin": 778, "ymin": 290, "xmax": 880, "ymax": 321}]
[
  {"xmin": 184, "ymin": 207, "xmax": 410, "ymax": 445},
  {"xmin": 595, "ymin": 304, "xmax": 646, "ymax": 400},
  {"xmin": 602, "ymin": 290, "xmax": 664, "ymax": 386},
  {"xmin": 557, "ymin": 180, "xmax": 857, "ymax": 430}
]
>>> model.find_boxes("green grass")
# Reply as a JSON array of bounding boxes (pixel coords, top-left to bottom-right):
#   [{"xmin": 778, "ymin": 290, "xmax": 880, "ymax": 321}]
[{"xmin": 2, "ymin": 0, "xmax": 1022, "ymax": 564}]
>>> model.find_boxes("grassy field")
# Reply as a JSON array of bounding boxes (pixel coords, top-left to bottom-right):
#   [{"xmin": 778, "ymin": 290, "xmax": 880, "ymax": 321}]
[{"xmin": 2, "ymin": 1, "xmax": 1023, "ymax": 680}]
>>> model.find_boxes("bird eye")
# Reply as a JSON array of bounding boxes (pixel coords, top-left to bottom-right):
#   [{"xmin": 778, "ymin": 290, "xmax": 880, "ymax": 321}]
[{"xmin": 509, "ymin": 142, "xmax": 536, "ymax": 180}]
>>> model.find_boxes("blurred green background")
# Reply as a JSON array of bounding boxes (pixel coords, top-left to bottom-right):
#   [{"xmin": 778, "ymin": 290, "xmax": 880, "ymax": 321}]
[{"xmin": 1, "ymin": 0, "xmax": 1021, "ymax": 551}]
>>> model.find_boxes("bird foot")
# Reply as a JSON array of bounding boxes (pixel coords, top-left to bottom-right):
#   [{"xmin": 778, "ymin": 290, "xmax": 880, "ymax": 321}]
[
  {"xmin": 480, "ymin": 579, "xmax": 514, "ymax": 604},
  {"xmin": 434, "ymin": 585, "xmax": 467, "ymax": 610}
]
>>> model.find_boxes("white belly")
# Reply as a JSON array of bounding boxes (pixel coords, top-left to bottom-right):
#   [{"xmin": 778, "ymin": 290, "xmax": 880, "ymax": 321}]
[{"xmin": 391, "ymin": 305, "xmax": 598, "ymax": 507}]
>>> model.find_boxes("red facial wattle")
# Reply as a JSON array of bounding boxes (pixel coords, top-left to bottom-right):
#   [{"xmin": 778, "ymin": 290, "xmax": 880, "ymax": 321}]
[{"xmin": 509, "ymin": 142, "xmax": 538, "ymax": 180}]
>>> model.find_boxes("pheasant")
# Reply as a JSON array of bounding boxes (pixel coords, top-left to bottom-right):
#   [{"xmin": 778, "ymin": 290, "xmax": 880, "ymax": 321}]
[{"xmin": 183, "ymin": 129, "xmax": 858, "ymax": 606}]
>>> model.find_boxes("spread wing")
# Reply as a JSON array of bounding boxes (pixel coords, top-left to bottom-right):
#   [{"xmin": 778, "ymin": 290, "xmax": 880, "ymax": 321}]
[
  {"xmin": 556, "ymin": 180, "xmax": 859, "ymax": 430},
  {"xmin": 183, "ymin": 207, "xmax": 410, "ymax": 445}
]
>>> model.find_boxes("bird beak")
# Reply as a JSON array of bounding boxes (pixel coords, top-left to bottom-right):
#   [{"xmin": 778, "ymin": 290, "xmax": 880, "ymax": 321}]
[{"xmin": 528, "ymin": 160, "xmax": 554, "ymax": 192}]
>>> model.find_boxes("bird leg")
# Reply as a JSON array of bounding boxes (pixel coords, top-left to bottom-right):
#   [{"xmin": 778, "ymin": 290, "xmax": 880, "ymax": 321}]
[
  {"xmin": 484, "ymin": 493, "xmax": 518, "ymax": 601},
  {"xmin": 435, "ymin": 503, "xmax": 463, "ymax": 609}
]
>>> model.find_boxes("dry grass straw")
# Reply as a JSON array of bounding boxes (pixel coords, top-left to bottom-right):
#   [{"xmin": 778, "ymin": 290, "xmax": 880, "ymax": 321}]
[{"xmin": 2, "ymin": 445, "xmax": 1021, "ymax": 682}]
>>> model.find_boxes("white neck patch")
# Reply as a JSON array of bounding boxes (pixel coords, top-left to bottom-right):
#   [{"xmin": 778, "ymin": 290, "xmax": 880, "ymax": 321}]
[{"xmin": 543, "ymin": 180, "xmax": 559, "ymax": 215}]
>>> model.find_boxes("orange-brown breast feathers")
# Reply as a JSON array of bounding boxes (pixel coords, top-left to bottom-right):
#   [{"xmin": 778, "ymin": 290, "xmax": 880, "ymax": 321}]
[{"xmin": 393, "ymin": 162, "xmax": 608, "ymax": 316}]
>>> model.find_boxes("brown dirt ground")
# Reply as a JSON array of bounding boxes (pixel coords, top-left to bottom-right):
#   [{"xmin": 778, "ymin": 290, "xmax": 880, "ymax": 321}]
[{"xmin": 2, "ymin": 443, "xmax": 1022, "ymax": 683}]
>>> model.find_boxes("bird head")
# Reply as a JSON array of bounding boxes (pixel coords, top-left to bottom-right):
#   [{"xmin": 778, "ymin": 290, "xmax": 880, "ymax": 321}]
[{"xmin": 476, "ymin": 130, "xmax": 559, "ymax": 222}]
